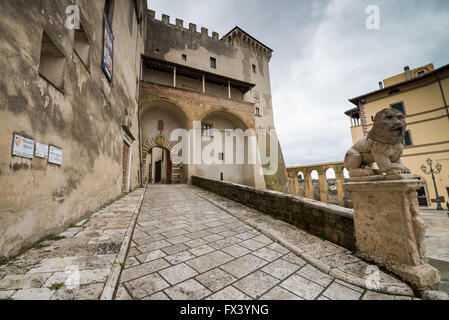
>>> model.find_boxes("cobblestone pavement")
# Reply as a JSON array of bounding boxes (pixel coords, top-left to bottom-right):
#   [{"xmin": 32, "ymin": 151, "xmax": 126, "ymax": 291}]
[
  {"xmin": 0, "ymin": 189, "xmax": 145, "ymax": 300},
  {"xmin": 116, "ymin": 185, "xmax": 417, "ymax": 301},
  {"xmin": 421, "ymin": 209, "xmax": 449, "ymax": 294}
]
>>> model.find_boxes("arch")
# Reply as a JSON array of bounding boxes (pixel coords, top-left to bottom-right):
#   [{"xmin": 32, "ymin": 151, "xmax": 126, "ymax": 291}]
[
  {"xmin": 325, "ymin": 168, "xmax": 338, "ymax": 204},
  {"xmin": 199, "ymin": 109, "xmax": 250, "ymax": 131},
  {"xmin": 310, "ymin": 170, "xmax": 320, "ymax": 201},
  {"xmin": 140, "ymin": 98, "xmax": 193, "ymax": 128},
  {"xmin": 140, "ymin": 100, "xmax": 189, "ymax": 185},
  {"xmin": 297, "ymin": 171, "xmax": 305, "ymax": 197},
  {"xmin": 141, "ymin": 139, "xmax": 180, "ymax": 185}
]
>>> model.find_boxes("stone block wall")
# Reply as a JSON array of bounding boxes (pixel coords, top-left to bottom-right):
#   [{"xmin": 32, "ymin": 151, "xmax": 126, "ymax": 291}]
[{"xmin": 192, "ymin": 176, "xmax": 356, "ymax": 251}]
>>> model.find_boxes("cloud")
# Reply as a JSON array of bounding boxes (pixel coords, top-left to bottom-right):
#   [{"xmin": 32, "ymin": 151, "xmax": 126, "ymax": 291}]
[{"xmin": 147, "ymin": 0, "xmax": 449, "ymax": 166}]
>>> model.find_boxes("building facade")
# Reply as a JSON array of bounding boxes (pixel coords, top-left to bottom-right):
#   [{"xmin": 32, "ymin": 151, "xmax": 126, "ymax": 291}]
[
  {"xmin": 345, "ymin": 63, "xmax": 449, "ymax": 209},
  {"xmin": 140, "ymin": 11, "xmax": 289, "ymax": 191},
  {"xmin": 0, "ymin": 1, "xmax": 289, "ymax": 258}
]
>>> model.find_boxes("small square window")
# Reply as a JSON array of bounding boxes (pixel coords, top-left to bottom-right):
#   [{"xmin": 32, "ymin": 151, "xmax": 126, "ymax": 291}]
[
  {"xmin": 74, "ymin": 21, "xmax": 90, "ymax": 69},
  {"xmin": 252, "ymin": 64, "xmax": 256, "ymax": 73},
  {"xmin": 182, "ymin": 54, "xmax": 187, "ymax": 62},
  {"xmin": 404, "ymin": 130, "xmax": 412, "ymax": 147},
  {"xmin": 210, "ymin": 57, "xmax": 216, "ymax": 69},
  {"xmin": 39, "ymin": 31, "xmax": 66, "ymax": 92},
  {"xmin": 220, "ymin": 173, "xmax": 224, "ymax": 181},
  {"xmin": 391, "ymin": 102, "xmax": 405, "ymax": 114},
  {"xmin": 255, "ymin": 107, "xmax": 260, "ymax": 116}
]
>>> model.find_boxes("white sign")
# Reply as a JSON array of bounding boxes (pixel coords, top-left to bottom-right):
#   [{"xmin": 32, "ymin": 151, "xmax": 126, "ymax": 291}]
[
  {"xmin": 48, "ymin": 145, "xmax": 63, "ymax": 166},
  {"xmin": 35, "ymin": 142, "xmax": 49, "ymax": 159},
  {"xmin": 12, "ymin": 134, "xmax": 34, "ymax": 159}
]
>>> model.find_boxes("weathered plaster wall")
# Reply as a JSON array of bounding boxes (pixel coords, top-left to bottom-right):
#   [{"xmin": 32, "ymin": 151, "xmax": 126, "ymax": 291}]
[{"xmin": 0, "ymin": 0, "xmax": 146, "ymax": 258}]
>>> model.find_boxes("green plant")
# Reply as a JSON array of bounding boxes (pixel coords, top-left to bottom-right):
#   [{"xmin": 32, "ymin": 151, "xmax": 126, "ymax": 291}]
[
  {"xmin": 47, "ymin": 235, "xmax": 66, "ymax": 241},
  {"xmin": 0, "ymin": 257, "xmax": 10, "ymax": 266},
  {"xmin": 32, "ymin": 243, "xmax": 50, "ymax": 250},
  {"xmin": 120, "ymin": 262, "xmax": 125, "ymax": 269},
  {"xmin": 49, "ymin": 283, "xmax": 64, "ymax": 291},
  {"xmin": 81, "ymin": 219, "xmax": 90, "ymax": 227}
]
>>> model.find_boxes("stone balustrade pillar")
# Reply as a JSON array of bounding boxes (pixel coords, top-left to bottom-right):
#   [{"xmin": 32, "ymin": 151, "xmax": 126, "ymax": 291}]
[
  {"xmin": 335, "ymin": 172, "xmax": 346, "ymax": 207},
  {"xmin": 318, "ymin": 170, "xmax": 329, "ymax": 203},
  {"xmin": 303, "ymin": 172, "xmax": 314, "ymax": 199}
]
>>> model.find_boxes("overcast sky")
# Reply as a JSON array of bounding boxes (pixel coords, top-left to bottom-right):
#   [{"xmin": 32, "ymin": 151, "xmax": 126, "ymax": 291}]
[{"xmin": 147, "ymin": 0, "xmax": 449, "ymax": 168}]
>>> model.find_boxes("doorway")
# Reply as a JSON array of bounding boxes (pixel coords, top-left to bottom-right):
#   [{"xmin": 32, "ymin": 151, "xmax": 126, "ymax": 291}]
[
  {"xmin": 155, "ymin": 160, "xmax": 162, "ymax": 183},
  {"xmin": 148, "ymin": 147, "xmax": 173, "ymax": 185}
]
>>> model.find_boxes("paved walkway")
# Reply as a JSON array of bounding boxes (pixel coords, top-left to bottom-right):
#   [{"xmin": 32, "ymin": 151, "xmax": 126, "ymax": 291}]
[
  {"xmin": 421, "ymin": 210, "xmax": 449, "ymax": 294},
  {"xmin": 115, "ymin": 185, "xmax": 416, "ymax": 300},
  {"xmin": 0, "ymin": 189, "xmax": 145, "ymax": 300}
]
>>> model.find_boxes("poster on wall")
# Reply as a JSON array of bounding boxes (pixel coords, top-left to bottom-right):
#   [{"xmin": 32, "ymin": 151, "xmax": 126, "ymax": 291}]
[
  {"xmin": 35, "ymin": 142, "xmax": 49, "ymax": 159},
  {"xmin": 102, "ymin": 14, "xmax": 114, "ymax": 83},
  {"xmin": 48, "ymin": 145, "xmax": 63, "ymax": 166},
  {"xmin": 11, "ymin": 133, "xmax": 34, "ymax": 159}
]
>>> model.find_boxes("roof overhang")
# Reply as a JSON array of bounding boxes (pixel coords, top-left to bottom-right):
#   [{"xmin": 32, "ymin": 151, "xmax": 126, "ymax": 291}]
[
  {"xmin": 349, "ymin": 63, "xmax": 449, "ymax": 106},
  {"xmin": 142, "ymin": 55, "xmax": 256, "ymax": 94}
]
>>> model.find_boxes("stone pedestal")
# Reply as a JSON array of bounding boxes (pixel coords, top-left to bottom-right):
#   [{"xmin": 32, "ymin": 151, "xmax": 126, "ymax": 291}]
[{"xmin": 345, "ymin": 175, "xmax": 440, "ymax": 291}]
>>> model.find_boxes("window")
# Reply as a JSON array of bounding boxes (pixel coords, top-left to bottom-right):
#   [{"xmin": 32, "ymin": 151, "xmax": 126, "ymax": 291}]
[
  {"xmin": 182, "ymin": 54, "xmax": 187, "ymax": 62},
  {"xmin": 404, "ymin": 130, "xmax": 412, "ymax": 147},
  {"xmin": 391, "ymin": 102, "xmax": 405, "ymax": 114},
  {"xmin": 39, "ymin": 31, "xmax": 66, "ymax": 92},
  {"xmin": 252, "ymin": 64, "xmax": 256, "ymax": 73},
  {"xmin": 74, "ymin": 20, "xmax": 90, "ymax": 69},
  {"xmin": 220, "ymin": 173, "xmax": 224, "ymax": 181},
  {"xmin": 255, "ymin": 107, "xmax": 260, "ymax": 116},
  {"xmin": 104, "ymin": 0, "xmax": 115, "ymax": 24},
  {"xmin": 210, "ymin": 57, "xmax": 216, "ymax": 69},
  {"xmin": 202, "ymin": 123, "xmax": 212, "ymax": 137},
  {"xmin": 218, "ymin": 153, "xmax": 224, "ymax": 161}
]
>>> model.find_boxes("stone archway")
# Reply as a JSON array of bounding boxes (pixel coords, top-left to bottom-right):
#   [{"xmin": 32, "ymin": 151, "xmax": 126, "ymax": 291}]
[{"xmin": 141, "ymin": 139, "xmax": 181, "ymax": 185}]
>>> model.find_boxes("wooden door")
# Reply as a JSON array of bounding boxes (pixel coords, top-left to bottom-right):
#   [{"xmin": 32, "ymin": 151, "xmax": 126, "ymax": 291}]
[
  {"xmin": 155, "ymin": 160, "xmax": 162, "ymax": 183},
  {"xmin": 167, "ymin": 153, "xmax": 172, "ymax": 185},
  {"xmin": 122, "ymin": 142, "xmax": 130, "ymax": 192}
]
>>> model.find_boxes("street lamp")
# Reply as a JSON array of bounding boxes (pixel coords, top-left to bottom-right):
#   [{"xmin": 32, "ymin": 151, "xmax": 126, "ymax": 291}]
[{"xmin": 421, "ymin": 158, "xmax": 443, "ymax": 211}]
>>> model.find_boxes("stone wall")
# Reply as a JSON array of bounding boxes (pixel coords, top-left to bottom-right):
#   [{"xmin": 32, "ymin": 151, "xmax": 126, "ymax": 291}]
[
  {"xmin": 192, "ymin": 176, "xmax": 356, "ymax": 251},
  {"xmin": 0, "ymin": 0, "xmax": 146, "ymax": 258}
]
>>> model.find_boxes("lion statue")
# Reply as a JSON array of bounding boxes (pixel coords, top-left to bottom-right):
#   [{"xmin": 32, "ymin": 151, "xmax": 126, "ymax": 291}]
[{"xmin": 345, "ymin": 108, "xmax": 411, "ymax": 177}]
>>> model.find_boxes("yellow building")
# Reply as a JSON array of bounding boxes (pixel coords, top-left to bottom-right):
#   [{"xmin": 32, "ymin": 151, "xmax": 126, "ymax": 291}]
[{"xmin": 345, "ymin": 63, "xmax": 449, "ymax": 209}]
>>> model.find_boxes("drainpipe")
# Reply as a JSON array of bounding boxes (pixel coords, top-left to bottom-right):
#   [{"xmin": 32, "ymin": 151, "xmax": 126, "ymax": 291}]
[
  {"xmin": 437, "ymin": 76, "xmax": 449, "ymax": 120},
  {"xmin": 138, "ymin": 56, "xmax": 143, "ymax": 187}
]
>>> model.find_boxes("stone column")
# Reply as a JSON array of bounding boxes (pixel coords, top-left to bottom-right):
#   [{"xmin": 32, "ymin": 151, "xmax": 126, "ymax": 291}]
[
  {"xmin": 318, "ymin": 169, "xmax": 328, "ymax": 203},
  {"xmin": 288, "ymin": 172, "xmax": 300, "ymax": 196},
  {"xmin": 345, "ymin": 175, "xmax": 440, "ymax": 292},
  {"xmin": 335, "ymin": 170, "xmax": 346, "ymax": 207},
  {"xmin": 303, "ymin": 171, "xmax": 314, "ymax": 200}
]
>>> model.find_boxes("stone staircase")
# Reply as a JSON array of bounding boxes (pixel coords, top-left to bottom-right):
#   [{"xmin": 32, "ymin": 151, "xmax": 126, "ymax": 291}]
[{"xmin": 171, "ymin": 156, "xmax": 182, "ymax": 184}]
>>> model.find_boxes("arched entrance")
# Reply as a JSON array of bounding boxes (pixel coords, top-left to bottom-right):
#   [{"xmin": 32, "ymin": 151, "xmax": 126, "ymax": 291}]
[
  {"xmin": 142, "ymin": 138, "xmax": 181, "ymax": 185},
  {"xmin": 140, "ymin": 100, "xmax": 189, "ymax": 185}
]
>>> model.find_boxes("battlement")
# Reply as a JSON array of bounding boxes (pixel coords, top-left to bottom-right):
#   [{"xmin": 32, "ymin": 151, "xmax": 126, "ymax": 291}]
[{"xmin": 147, "ymin": 9, "xmax": 220, "ymax": 41}]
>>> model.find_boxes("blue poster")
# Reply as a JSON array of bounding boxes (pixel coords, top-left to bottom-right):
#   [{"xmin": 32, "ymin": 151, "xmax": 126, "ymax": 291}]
[{"xmin": 103, "ymin": 15, "xmax": 114, "ymax": 82}]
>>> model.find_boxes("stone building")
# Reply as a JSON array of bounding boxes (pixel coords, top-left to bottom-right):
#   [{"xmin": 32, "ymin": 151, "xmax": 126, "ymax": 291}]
[
  {"xmin": 140, "ymin": 11, "xmax": 289, "ymax": 190},
  {"xmin": 0, "ymin": 1, "xmax": 289, "ymax": 258},
  {"xmin": 345, "ymin": 63, "xmax": 449, "ymax": 209}
]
